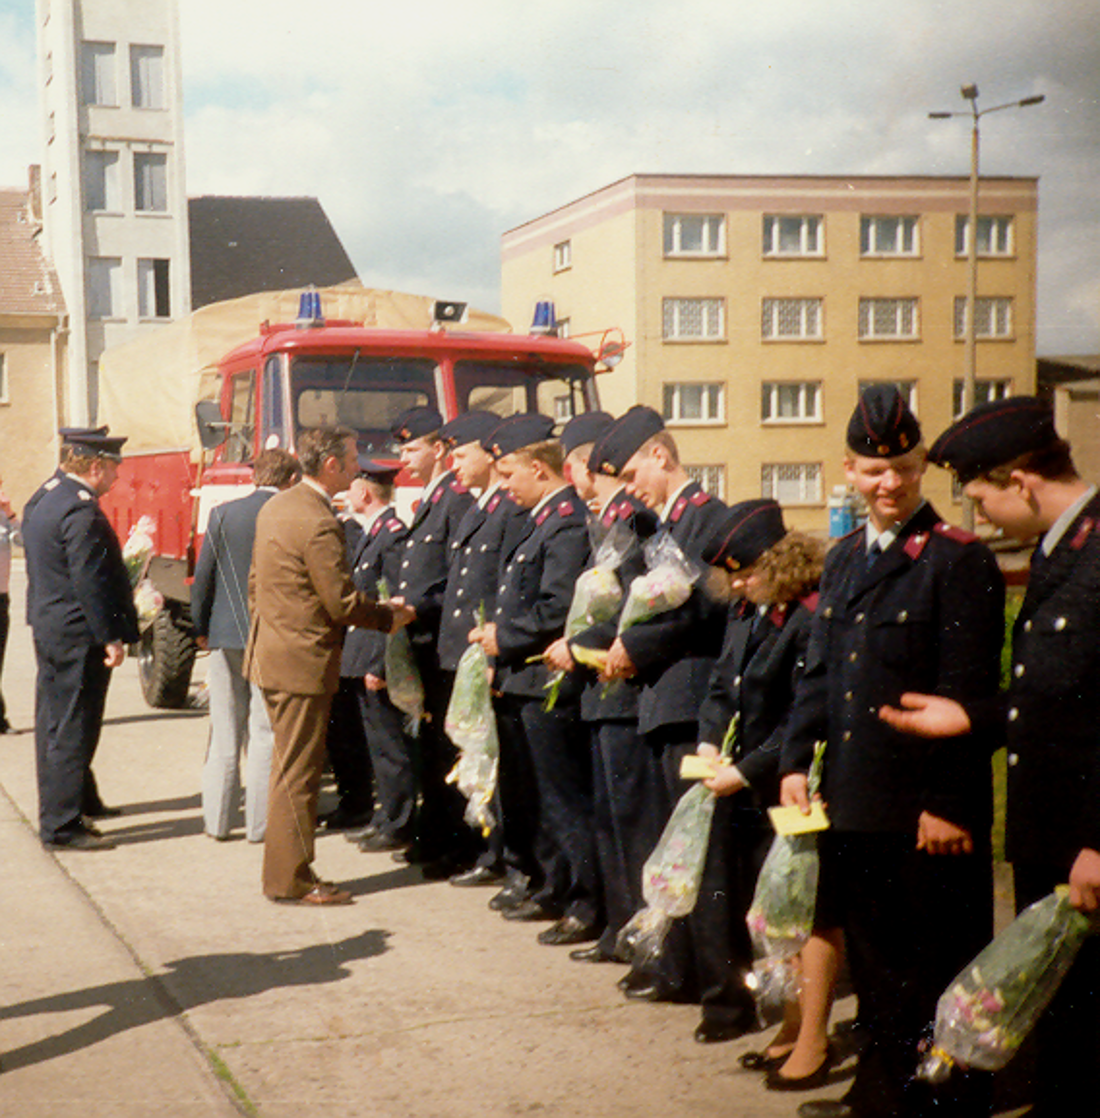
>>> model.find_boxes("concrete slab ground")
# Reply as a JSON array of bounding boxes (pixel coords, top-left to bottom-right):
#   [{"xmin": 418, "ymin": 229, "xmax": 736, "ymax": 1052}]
[{"xmin": 0, "ymin": 563, "xmax": 1029, "ymax": 1117}]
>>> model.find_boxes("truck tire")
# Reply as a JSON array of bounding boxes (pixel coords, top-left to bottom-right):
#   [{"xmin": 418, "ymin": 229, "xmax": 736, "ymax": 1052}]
[{"xmin": 138, "ymin": 607, "xmax": 196, "ymax": 709}]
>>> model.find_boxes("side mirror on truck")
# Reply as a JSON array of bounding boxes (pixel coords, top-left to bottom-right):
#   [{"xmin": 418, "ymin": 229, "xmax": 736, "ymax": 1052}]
[{"xmin": 195, "ymin": 399, "xmax": 230, "ymax": 450}]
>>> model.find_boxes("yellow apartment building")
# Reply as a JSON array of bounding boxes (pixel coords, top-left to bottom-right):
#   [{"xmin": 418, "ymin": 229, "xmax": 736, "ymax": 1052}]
[{"xmin": 501, "ymin": 174, "xmax": 1039, "ymax": 532}]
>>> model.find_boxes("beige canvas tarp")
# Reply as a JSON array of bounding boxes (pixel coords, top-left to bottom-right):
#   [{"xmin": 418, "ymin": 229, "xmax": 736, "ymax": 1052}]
[{"xmin": 97, "ymin": 281, "xmax": 511, "ymax": 454}]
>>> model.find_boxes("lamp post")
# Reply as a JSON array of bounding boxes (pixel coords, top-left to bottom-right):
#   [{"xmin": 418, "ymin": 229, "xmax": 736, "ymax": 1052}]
[{"xmin": 929, "ymin": 84, "xmax": 1044, "ymax": 528}]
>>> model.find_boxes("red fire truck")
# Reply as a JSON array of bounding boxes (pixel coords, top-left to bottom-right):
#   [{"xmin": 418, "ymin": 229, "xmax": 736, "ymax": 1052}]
[{"xmin": 99, "ymin": 292, "xmax": 621, "ymax": 708}]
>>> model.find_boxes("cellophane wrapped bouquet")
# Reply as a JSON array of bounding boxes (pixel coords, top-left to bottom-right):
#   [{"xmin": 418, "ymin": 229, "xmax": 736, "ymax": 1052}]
[
  {"xmin": 917, "ymin": 887, "xmax": 1096, "ymax": 1082},
  {"xmin": 617, "ymin": 531, "xmax": 698, "ymax": 635},
  {"xmin": 122, "ymin": 515, "xmax": 163, "ymax": 627},
  {"xmin": 616, "ymin": 716, "xmax": 738, "ymax": 967},
  {"xmin": 445, "ymin": 605, "xmax": 499, "ymax": 836},
  {"xmin": 378, "ymin": 578, "xmax": 424, "ymax": 736},
  {"xmin": 544, "ymin": 521, "xmax": 632, "ymax": 710},
  {"xmin": 745, "ymin": 739, "xmax": 827, "ymax": 1011}
]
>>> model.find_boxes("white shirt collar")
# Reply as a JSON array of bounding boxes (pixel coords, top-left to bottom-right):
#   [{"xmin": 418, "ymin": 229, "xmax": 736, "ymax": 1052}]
[
  {"xmin": 864, "ymin": 499, "xmax": 926, "ymax": 553},
  {"xmin": 477, "ymin": 480, "xmax": 502, "ymax": 510},
  {"xmin": 659, "ymin": 479, "xmax": 693, "ymax": 523},
  {"xmin": 530, "ymin": 484, "xmax": 569, "ymax": 519}
]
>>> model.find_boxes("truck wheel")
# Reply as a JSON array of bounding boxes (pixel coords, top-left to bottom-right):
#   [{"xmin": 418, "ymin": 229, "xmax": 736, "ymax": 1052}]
[{"xmin": 138, "ymin": 607, "xmax": 196, "ymax": 709}]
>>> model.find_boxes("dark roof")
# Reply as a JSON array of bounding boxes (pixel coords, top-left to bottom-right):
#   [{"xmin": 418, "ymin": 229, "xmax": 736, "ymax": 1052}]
[
  {"xmin": 188, "ymin": 195, "xmax": 358, "ymax": 309},
  {"xmin": 0, "ymin": 187, "xmax": 64, "ymax": 317}
]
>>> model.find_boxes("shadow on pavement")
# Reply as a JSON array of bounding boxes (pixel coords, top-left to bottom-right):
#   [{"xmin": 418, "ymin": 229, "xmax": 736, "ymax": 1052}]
[{"xmin": 0, "ymin": 930, "xmax": 391, "ymax": 1072}]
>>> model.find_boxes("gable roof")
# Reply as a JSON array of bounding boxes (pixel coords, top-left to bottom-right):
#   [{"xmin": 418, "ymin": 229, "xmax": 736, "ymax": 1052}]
[
  {"xmin": 188, "ymin": 195, "xmax": 358, "ymax": 310},
  {"xmin": 0, "ymin": 188, "xmax": 64, "ymax": 318}
]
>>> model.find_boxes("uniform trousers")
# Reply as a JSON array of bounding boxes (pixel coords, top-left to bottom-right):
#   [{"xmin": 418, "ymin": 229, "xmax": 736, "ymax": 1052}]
[
  {"xmin": 819, "ymin": 830, "xmax": 992, "ymax": 1118},
  {"xmin": 1013, "ymin": 861, "xmax": 1100, "ymax": 1116},
  {"xmin": 261, "ymin": 688, "xmax": 335, "ymax": 899},
  {"xmin": 325, "ymin": 677, "xmax": 375, "ymax": 818},
  {"xmin": 0, "ymin": 591, "xmax": 9, "ymax": 729},
  {"xmin": 202, "ymin": 647, "xmax": 273, "ymax": 842},
  {"xmin": 34, "ymin": 640, "xmax": 111, "ymax": 843},
  {"xmin": 362, "ymin": 688, "xmax": 415, "ymax": 840}
]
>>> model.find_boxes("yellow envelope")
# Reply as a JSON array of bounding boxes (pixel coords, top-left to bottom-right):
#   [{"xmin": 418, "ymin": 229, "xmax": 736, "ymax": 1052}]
[
  {"xmin": 572, "ymin": 646, "xmax": 609, "ymax": 671},
  {"xmin": 679, "ymin": 754, "xmax": 718, "ymax": 780},
  {"xmin": 768, "ymin": 803, "xmax": 830, "ymax": 835}
]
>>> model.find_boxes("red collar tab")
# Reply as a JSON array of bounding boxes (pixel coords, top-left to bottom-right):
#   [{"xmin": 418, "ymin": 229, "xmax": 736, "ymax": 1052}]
[
  {"xmin": 670, "ymin": 496, "xmax": 689, "ymax": 523},
  {"xmin": 1071, "ymin": 518, "xmax": 1094, "ymax": 550},
  {"xmin": 689, "ymin": 489, "xmax": 710, "ymax": 507},
  {"xmin": 768, "ymin": 602, "xmax": 789, "ymax": 627},
  {"xmin": 800, "ymin": 590, "xmax": 820, "ymax": 613},
  {"xmin": 903, "ymin": 531, "xmax": 930, "ymax": 560},
  {"xmin": 430, "ymin": 486, "xmax": 444, "ymax": 504}
]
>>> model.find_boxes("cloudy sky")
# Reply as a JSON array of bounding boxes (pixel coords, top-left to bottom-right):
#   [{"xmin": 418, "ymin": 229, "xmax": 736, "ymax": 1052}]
[{"xmin": 1, "ymin": 0, "xmax": 1098, "ymax": 353}]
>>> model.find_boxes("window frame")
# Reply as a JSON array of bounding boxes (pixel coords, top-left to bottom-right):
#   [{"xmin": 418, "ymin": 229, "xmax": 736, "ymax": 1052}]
[
  {"xmin": 761, "ymin": 381, "xmax": 823, "ymax": 424},
  {"xmin": 858, "ymin": 379, "xmax": 919, "ymax": 415},
  {"xmin": 952, "ymin": 378, "xmax": 1013, "ymax": 418},
  {"xmin": 129, "ymin": 44, "xmax": 165, "ymax": 110},
  {"xmin": 860, "ymin": 214, "xmax": 919, "ymax": 257},
  {"xmin": 661, "ymin": 297, "xmax": 725, "ymax": 342},
  {"xmin": 663, "ymin": 212, "xmax": 726, "ymax": 257},
  {"xmin": 953, "ymin": 296, "xmax": 1014, "ymax": 340},
  {"xmin": 137, "ymin": 258, "xmax": 171, "ymax": 319},
  {"xmin": 685, "ymin": 463, "xmax": 726, "ymax": 500},
  {"xmin": 858, "ymin": 296, "xmax": 920, "ymax": 341},
  {"xmin": 81, "ymin": 41, "xmax": 117, "ymax": 107},
  {"xmin": 87, "ymin": 256, "xmax": 122, "ymax": 319},
  {"xmin": 552, "ymin": 239, "xmax": 571, "ymax": 273},
  {"xmin": 133, "ymin": 151, "xmax": 168, "ymax": 213},
  {"xmin": 955, "ymin": 214, "xmax": 1014, "ymax": 257},
  {"xmin": 761, "ymin": 462, "xmax": 824, "ymax": 506},
  {"xmin": 762, "ymin": 214, "xmax": 823, "ymax": 258},
  {"xmin": 662, "ymin": 381, "xmax": 726, "ymax": 426},
  {"xmin": 83, "ymin": 148, "xmax": 121, "ymax": 213},
  {"xmin": 761, "ymin": 296, "xmax": 823, "ymax": 341}
]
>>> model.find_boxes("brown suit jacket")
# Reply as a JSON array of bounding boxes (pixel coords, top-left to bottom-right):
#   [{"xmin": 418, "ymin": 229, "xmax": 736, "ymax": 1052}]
[{"xmin": 243, "ymin": 481, "xmax": 394, "ymax": 695}]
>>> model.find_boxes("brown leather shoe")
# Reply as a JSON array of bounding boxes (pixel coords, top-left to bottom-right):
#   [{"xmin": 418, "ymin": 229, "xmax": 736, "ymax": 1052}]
[{"xmin": 295, "ymin": 882, "xmax": 353, "ymax": 905}]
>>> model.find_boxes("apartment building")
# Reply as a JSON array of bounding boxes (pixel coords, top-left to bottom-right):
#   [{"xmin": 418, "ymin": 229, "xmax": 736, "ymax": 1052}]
[
  {"xmin": 501, "ymin": 174, "xmax": 1038, "ymax": 531},
  {"xmin": 37, "ymin": 0, "xmax": 190, "ymax": 425}
]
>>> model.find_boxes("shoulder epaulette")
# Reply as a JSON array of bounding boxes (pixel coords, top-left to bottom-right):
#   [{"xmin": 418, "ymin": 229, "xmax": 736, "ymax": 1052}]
[
  {"xmin": 558, "ymin": 498, "xmax": 576, "ymax": 518},
  {"xmin": 903, "ymin": 531, "xmax": 931, "ymax": 560},
  {"xmin": 933, "ymin": 521, "xmax": 979, "ymax": 545},
  {"xmin": 387, "ymin": 518, "xmax": 404, "ymax": 533},
  {"xmin": 689, "ymin": 489, "xmax": 710, "ymax": 507},
  {"xmin": 1071, "ymin": 517, "xmax": 1094, "ymax": 550}
]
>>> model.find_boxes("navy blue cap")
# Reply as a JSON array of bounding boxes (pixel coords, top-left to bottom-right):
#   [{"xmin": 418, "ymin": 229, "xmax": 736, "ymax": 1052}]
[
  {"xmin": 701, "ymin": 500, "xmax": 786, "ymax": 572},
  {"xmin": 357, "ymin": 455, "xmax": 401, "ymax": 483},
  {"xmin": 59, "ymin": 425, "xmax": 109, "ymax": 439},
  {"xmin": 560, "ymin": 411, "xmax": 614, "ymax": 456},
  {"xmin": 391, "ymin": 406, "xmax": 443, "ymax": 444},
  {"xmin": 846, "ymin": 385, "xmax": 922, "ymax": 458},
  {"xmin": 588, "ymin": 406, "xmax": 665, "ymax": 477},
  {"xmin": 439, "ymin": 410, "xmax": 502, "ymax": 450},
  {"xmin": 61, "ymin": 427, "xmax": 126, "ymax": 461},
  {"xmin": 928, "ymin": 396, "xmax": 1058, "ymax": 485},
  {"xmin": 486, "ymin": 413, "xmax": 555, "ymax": 459}
]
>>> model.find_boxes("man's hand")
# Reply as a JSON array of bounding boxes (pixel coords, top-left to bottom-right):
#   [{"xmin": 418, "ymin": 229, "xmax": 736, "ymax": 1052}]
[
  {"xmin": 470, "ymin": 623, "xmax": 499, "ymax": 658},
  {"xmin": 780, "ymin": 772, "xmax": 812, "ymax": 815},
  {"xmin": 104, "ymin": 641, "xmax": 126, "ymax": 669},
  {"xmin": 600, "ymin": 638, "xmax": 636, "ymax": 682},
  {"xmin": 543, "ymin": 637, "xmax": 575, "ymax": 673},
  {"xmin": 364, "ymin": 673, "xmax": 386, "ymax": 692},
  {"xmin": 700, "ymin": 745, "xmax": 746, "ymax": 797},
  {"xmin": 1069, "ymin": 848, "xmax": 1100, "ymax": 913},
  {"xmin": 917, "ymin": 811, "xmax": 974, "ymax": 855},
  {"xmin": 387, "ymin": 601, "xmax": 416, "ymax": 633},
  {"xmin": 878, "ymin": 693, "xmax": 972, "ymax": 738}
]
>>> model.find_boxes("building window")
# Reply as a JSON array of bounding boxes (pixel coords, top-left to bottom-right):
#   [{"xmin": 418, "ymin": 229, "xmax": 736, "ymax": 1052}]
[
  {"xmin": 556, "ymin": 317, "xmax": 570, "ymax": 338},
  {"xmin": 761, "ymin": 297, "xmax": 822, "ymax": 340},
  {"xmin": 664, "ymin": 213, "xmax": 725, "ymax": 256},
  {"xmin": 130, "ymin": 45, "xmax": 165, "ymax": 110},
  {"xmin": 858, "ymin": 297, "xmax": 919, "ymax": 340},
  {"xmin": 83, "ymin": 150, "xmax": 120, "ymax": 212},
  {"xmin": 860, "ymin": 215, "xmax": 918, "ymax": 256},
  {"xmin": 134, "ymin": 152, "xmax": 168, "ymax": 212},
  {"xmin": 761, "ymin": 463, "xmax": 823, "ymax": 505},
  {"xmin": 953, "ymin": 379, "xmax": 1012, "ymax": 417},
  {"xmin": 955, "ymin": 215, "xmax": 1014, "ymax": 256},
  {"xmin": 662, "ymin": 297, "xmax": 724, "ymax": 341},
  {"xmin": 761, "ymin": 381, "xmax": 821, "ymax": 423},
  {"xmin": 954, "ymin": 296, "xmax": 1013, "ymax": 339},
  {"xmin": 859, "ymin": 380, "xmax": 918, "ymax": 414},
  {"xmin": 663, "ymin": 382, "xmax": 724, "ymax": 424},
  {"xmin": 137, "ymin": 258, "xmax": 171, "ymax": 318},
  {"xmin": 763, "ymin": 215, "xmax": 822, "ymax": 257},
  {"xmin": 553, "ymin": 394, "xmax": 574, "ymax": 422},
  {"xmin": 686, "ymin": 464, "xmax": 726, "ymax": 499},
  {"xmin": 81, "ymin": 41, "xmax": 117, "ymax": 106},
  {"xmin": 552, "ymin": 239, "xmax": 571, "ymax": 272},
  {"xmin": 87, "ymin": 257, "xmax": 122, "ymax": 318}
]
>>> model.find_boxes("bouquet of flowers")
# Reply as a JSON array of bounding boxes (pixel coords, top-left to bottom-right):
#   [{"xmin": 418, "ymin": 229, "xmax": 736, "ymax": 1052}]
[
  {"xmin": 122, "ymin": 515, "xmax": 157, "ymax": 587},
  {"xmin": 617, "ymin": 531, "xmax": 699, "ymax": 635},
  {"xmin": 543, "ymin": 521, "xmax": 632, "ymax": 710},
  {"xmin": 616, "ymin": 716, "xmax": 738, "ymax": 967},
  {"xmin": 133, "ymin": 578, "xmax": 165, "ymax": 628},
  {"xmin": 445, "ymin": 606, "xmax": 499, "ymax": 836},
  {"xmin": 745, "ymin": 740, "xmax": 828, "ymax": 1010},
  {"xmin": 917, "ymin": 888, "xmax": 1096, "ymax": 1082},
  {"xmin": 378, "ymin": 578, "xmax": 424, "ymax": 736}
]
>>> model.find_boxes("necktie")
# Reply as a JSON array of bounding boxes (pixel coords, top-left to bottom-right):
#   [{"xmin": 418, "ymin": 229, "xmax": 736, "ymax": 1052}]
[{"xmin": 866, "ymin": 539, "xmax": 882, "ymax": 570}]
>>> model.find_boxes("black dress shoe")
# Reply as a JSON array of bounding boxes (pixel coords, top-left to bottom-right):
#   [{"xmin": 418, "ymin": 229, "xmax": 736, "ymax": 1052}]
[
  {"xmin": 797, "ymin": 1100, "xmax": 857, "ymax": 1118},
  {"xmin": 344, "ymin": 823, "xmax": 379, "ymax": 843},
  {"xmin": 569, "ymin": 944, "xmax": 624, "ymax": 964},
  {"xmin": 420, "ymin": 856, "xmax": 465, "ymax": 881},
  {"xmin": 488, "ymin": 886, "xmax": 527, "ymax": 912},
  {"xmin": 449, "ymin": 865, "xmax": 504, "ymax": 887},
  {"xmin": 693, "ymin": 1017, "xmax": 755, "ymax": 1044},
  {"xmin": 501, "ymin": 899, "xmax": 559, "ymax": 922},
  {"xmin": 765, "ymin": 1046, "xmax": 838, "ymax": 1091},
  {"xmin": 318, "ymin": 807, "xmax": 373, "ymax": 832},
  {"xmin": 739, "ymin": 1049, "xmax": 788, "ymax": 1072},
  {"xmin": 617, "ymin": 969, "xmax": 656, "ymax": 993},
  {"xmin": 44, "ymin": 829, "xmax": 116, "ymax": 851},
  {"xmin": 537, "ymin": 916, "xmax": 599, "ymax": 946},
  {"xmin": 84, "ymin": 804, "xmax": 123, "ymax": 818},
  {"xmin": 359, "ymin": 832, "xmax": 408, "ymax": 853}
]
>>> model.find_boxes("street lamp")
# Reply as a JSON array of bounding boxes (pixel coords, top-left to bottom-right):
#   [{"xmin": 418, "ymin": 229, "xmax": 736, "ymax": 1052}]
[{"xmin": 929, "ymin": 84, "xmax": 1045, "ymax": 528}]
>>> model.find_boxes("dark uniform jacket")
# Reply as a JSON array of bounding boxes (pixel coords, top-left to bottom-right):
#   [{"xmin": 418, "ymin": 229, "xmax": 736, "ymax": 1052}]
[
  {"xmin": 191, "ymin": 487, "xmax": 276, "ymax": 650},
  {"xmin": 23, "ymin": 472, "xmax": 139, "ymax": 649},
  {"xmin": 437, "ymin": 486, "xmax": 529, "ymax": 672},
  {"xmin": 493, "ymin": 487, "xmax": 590, "ymax": 700},
  {"xmin": 616, "ymin": 481, "xmax": 729, "ymax": 735},
  {"xmin": 781, "ymin": 502, "xmax": 1004, "ymax": 835},
  {"xmin": 994, "ymin": 490, "xmax": 1100, "ymax": 870},
  {"xmin": 698, "ymin": 595, "xmax": 818, "ymax": 809},
  {"xmin": 396, "ymin": 471, "xmax": 474, "ymax": 645},
  {"xmin": 340, "ymin": 507, "xmax": 408, "ymax": 678}
]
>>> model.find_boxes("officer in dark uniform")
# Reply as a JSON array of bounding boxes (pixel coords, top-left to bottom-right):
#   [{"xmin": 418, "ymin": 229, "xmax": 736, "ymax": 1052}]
[
  {"xmin": 469, "ymin": 413, "xmax": 596, "ymax": 946},
  {"xmin": 780, "ymin": 386, "xmax": 1005, "ymax": 1118},
  {"xmin": 882, "ymin": 396, "xmax": 1100, "ymax": 1118},
  {"xmin": 391, "ymin": 406, "xmax": 476, "ymax": 873},
  {"xmin": 598, "ymin": 407, "xmax": 731, "ymax": 1009},
  {"xmin": 435, "ymin": 410, "xmax": 530, "ymax": 887},
  {"xmin": 23, "ymin": 428, "xmax": 140, "ymax": 850}
]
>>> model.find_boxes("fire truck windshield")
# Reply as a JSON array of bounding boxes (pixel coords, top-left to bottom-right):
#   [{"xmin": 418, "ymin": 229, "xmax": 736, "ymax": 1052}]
[{"xmin": 453, "ymin": 360, "xmax": 595, "ymax": 422}]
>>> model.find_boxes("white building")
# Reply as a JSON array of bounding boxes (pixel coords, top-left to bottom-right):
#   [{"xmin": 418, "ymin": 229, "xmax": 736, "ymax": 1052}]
[{"xmin": 37, "ymin": 0, "xmax": 190, "ymax": 424}]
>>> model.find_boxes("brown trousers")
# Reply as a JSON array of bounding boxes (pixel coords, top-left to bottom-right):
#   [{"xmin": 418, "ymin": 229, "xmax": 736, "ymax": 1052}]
[{"xmin": 261, "ymin": 689, "xmax": 335, "ymax": 899}]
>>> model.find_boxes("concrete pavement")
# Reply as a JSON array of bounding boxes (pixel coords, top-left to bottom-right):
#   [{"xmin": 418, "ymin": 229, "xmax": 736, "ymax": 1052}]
[{"xmin": 0, "ymin": 562, "xmax": 1026, "ymax": 1117}]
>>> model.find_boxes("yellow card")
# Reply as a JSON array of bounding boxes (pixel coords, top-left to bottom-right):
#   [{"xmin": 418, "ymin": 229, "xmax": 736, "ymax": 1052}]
[
  {"xmin": 679, "ymin": 754, "xmax": 717, "ymax": 780},
  {"xmin": 768, "ymin": 803, "xmax": 830, "ymax": 835},
  {"xmin": 572, "ymin": 646, "xmax": 608, "ymax": 671}
]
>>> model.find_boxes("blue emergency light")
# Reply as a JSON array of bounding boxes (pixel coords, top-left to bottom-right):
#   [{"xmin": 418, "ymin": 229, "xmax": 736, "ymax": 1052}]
[{"xmin": 296, "ymin": 288, "xmax": 324, "ymax": 328}]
